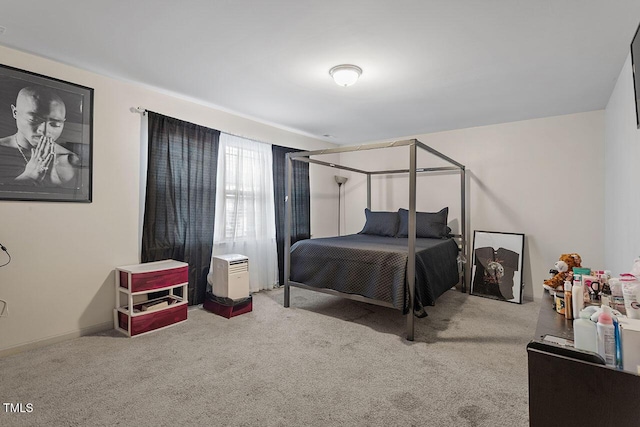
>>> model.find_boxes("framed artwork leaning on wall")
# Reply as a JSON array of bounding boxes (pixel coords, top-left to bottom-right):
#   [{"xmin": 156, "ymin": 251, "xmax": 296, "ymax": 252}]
[
  {"xmin": 471, "ymin": 230, "xmax": 525, "ymax": 304},
  {"xmin": 0, "ymin": 64, "xmax": 93, "ymax": 202}
]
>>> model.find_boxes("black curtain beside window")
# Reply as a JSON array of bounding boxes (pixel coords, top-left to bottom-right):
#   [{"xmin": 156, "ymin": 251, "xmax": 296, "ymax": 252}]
[
  {"xmin": 142, "ymin": 112, "xmax": 219, "ymax": 305},
  {"xmin": 272, "ymin": 145, "xmax": 310, "ymax": 286}
]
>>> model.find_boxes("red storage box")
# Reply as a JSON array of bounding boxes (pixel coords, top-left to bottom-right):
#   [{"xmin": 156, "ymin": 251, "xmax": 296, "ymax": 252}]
[
  {"xmin": 118, "ymin": 302, "xmax": 187, "ymax": 336},
  {"xmin": 118, "ymin": 260, "xmax": 188, "ymax": 293},
  {"xmin": 203, "ymin": 295, "xmax": 252, "ymax": 319}
]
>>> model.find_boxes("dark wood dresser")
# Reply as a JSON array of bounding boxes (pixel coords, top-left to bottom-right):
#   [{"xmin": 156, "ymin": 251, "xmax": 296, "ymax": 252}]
[{"xmin": 527, "ymin": 291, "xmax": 640, "ymax": 427}]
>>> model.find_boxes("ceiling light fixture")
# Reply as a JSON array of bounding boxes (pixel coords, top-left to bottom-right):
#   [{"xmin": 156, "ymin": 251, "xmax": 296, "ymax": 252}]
[{"xmin": 329, "ymin": 64, "xmax": 362, "ymax": 87}]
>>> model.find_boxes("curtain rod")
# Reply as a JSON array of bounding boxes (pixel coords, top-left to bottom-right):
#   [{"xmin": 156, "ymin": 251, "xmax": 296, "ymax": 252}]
[{"xmin": 131, "ymin": 106, "xmax": 288, "ymax": 149}]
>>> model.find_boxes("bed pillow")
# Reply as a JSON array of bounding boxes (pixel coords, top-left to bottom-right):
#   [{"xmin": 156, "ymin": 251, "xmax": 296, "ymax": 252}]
[
  {"xmin": 358, "ymin": 209, "xmax": 399, "ymax": 237},
  {"xmin": 396, "ymin": 207, "xmax": 449, "ymax": 238}
]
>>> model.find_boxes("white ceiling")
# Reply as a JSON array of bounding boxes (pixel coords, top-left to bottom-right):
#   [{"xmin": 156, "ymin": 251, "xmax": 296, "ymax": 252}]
[{"xmin": 1, "ymin": 1, "xmax": 639, "ymax": 144}]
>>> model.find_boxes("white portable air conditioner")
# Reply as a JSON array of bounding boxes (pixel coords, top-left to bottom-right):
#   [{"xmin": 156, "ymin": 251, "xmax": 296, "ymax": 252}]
[{"xmin": 209, "ymin": 254, "xmax": 249, "ymax": 300}]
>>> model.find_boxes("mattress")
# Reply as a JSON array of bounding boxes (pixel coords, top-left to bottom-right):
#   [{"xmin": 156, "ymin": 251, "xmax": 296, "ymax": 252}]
[{"xmin": 289, "ymin": 234, "xmax": 459, "ymax": 313}]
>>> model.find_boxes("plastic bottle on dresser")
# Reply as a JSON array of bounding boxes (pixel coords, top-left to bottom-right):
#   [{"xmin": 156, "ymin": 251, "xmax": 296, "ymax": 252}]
[
  {"xmin": 601, "ymin": 305, "xmax": 623, "ymax": 369},
  {"xmin": 574, "ymin": 309, "xmax": 598, "ymax": 354},
  {"xmin": 596, "ymin": 310, "xmax": 616, "ymax": 367},
  {"xmin": 597, "ymin": 270, "xmax": 611, "ymax": 306},
  {"xmin": 573, "ymin": 274, "xmax": 587, "ymax": 309},
  {"xmin": 600, "ymin": 281, "xmax": 612, "ymax": 308},
  {"xmin": 621, "ymin": 274, "xmax": 640, "ymax": 319},
  {"xmin": 572, "ymin": 278, "xmax": 584, "ymax": 318},
  {"xmin": 564, "ymin": 280, "xmax": 573, "ymax": 320},
  {"xmin": 609, "ymin": 278, "xmax": 626, "ymax": 315}
]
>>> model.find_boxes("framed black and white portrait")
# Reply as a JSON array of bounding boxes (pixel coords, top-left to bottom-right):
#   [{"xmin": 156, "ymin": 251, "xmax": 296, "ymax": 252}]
[
  {"xmin": 471, "ymin": 230, "xmax": 525, "ymax": 304},
  {"xmin": 0, "ymin": 64, "xmax": 93, "ymax": 202}
]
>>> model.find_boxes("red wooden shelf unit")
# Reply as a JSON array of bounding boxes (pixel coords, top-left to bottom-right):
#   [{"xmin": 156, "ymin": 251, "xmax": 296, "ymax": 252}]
[{"xmin": 114, "ymin": 260, "xmax": 188, "ymax": 337}]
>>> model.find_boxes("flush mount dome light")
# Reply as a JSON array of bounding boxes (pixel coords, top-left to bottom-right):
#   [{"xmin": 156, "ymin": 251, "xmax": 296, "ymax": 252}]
[{"xmin": 329, "ymin": 64, "xmax": 362, "ymax": 87}]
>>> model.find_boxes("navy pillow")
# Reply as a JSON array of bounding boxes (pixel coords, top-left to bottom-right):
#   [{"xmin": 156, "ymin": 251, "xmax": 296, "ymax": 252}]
[
  {"xmin": 397, "ymin": 207, "xmax": 449, "ymax": 238},
  {"xmin": 359, "ymin": 209, "xmax": 399, "ymax": 237}
]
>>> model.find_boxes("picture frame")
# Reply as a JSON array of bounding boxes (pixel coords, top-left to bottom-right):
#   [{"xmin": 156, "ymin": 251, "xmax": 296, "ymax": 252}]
[
  {"xmin": 471, "ymin": 230, "xmax": 525, "ymax": 304},
  {"xmin": 0, "ymin": 64, "xmax": 93, "ymax": 202}
]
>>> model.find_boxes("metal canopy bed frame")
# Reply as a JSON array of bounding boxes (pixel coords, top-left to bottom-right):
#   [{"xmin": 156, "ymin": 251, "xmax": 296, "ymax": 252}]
[{"xmin": 283, "ymin": 139, "xmax": 467, "ymax": 341}]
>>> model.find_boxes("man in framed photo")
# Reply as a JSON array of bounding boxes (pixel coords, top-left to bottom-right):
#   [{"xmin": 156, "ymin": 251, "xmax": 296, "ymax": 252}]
[{"xmin": 0, "ymin": 85, "xmax": 80, "ymax": 189}]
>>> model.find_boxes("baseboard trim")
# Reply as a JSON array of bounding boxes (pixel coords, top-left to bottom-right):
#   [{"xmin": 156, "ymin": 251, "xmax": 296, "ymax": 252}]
[{"xmin": 0, "ymin": 321, "xmax": 113, "ymax": 358}]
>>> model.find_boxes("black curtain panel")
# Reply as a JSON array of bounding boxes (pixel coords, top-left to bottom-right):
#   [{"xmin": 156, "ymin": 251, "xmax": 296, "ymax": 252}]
[
  {"xmin": 272, "ymin": 145, "xmax": 310, "ymax": 286},
  {"xmin": 142, "ymin": 112, "xmax": 219, "ymax": 305}
]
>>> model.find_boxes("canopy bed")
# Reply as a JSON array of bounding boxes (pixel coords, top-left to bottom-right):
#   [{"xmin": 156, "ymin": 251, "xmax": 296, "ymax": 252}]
[{"xmin": 283, "ymin": 139, "xmax": 467, "ymax": 341}]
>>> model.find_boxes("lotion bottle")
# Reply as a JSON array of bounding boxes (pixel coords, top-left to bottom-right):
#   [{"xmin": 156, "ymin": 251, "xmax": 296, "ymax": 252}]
[
  {"xmin": 601, "ymin": 305, "xmax": 622, "ymax": 368},
  {"xmin": 596, "ymin": 310, "xmax": 616, "ymax": 367},
  {"xmin": 574, "ymin": 309, "xmax": 597, "ymax": 354},
  {"xmin": 572, "ymin": 278, "xmax": 584, "ymax": 318},
  {"xmin": 564, "ymin": 280, "xmax": 573, "ymax": 320}
]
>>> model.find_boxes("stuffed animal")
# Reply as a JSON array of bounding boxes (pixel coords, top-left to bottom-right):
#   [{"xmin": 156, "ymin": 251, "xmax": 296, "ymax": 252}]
[{"xmin": 543, "ymin": 253, "xmax": 582, "ymax": 290}]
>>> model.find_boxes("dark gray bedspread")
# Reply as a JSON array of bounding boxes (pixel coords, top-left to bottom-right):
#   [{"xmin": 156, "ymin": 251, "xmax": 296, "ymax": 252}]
[{"xmin": 289, "ymin": 234, "xmax": 459, "ymax": 312}]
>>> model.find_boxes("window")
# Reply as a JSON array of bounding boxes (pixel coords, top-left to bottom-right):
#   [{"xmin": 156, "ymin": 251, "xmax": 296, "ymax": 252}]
[
  {"xmin": 213, "ymin": 133, "xmax": 278, "ymax": 291},
  {"xmin": 222, "ymin": 145, "xmax": 264, "ymax": 240}
]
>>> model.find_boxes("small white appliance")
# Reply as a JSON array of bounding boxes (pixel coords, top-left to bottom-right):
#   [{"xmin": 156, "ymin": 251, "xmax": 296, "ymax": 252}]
[{"xmin": 208, "ymin": 254, "xmax": 249, "ymax": 300}]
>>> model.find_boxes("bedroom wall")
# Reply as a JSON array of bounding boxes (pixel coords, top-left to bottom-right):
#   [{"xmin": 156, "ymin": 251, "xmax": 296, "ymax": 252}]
[
  {"xmin": 604, "ymin": 53, "xmax": 640, "ymax": 276},
  {"xmin": 339, "ymin": 111, "xmax": 606, "ymax": 301},
  {"xmin": 0, "ymin": 46, "xmax": 337, "ymax": 355}
]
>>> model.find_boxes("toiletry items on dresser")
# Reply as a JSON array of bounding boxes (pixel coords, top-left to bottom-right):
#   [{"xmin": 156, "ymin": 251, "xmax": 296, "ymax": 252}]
[
  {"xmin": 550, "ymin": 260, "xmax": 640, "ymax": 373},
  {"xmin": 574, "ymin": 305, "xmax": 623, "ymax": 369}
]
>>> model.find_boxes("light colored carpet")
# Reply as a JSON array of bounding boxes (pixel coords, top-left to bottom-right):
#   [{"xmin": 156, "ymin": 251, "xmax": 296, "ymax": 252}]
[{"xmin": 0, "ymin": 287, "xmax": 539, "ymax": 427}]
